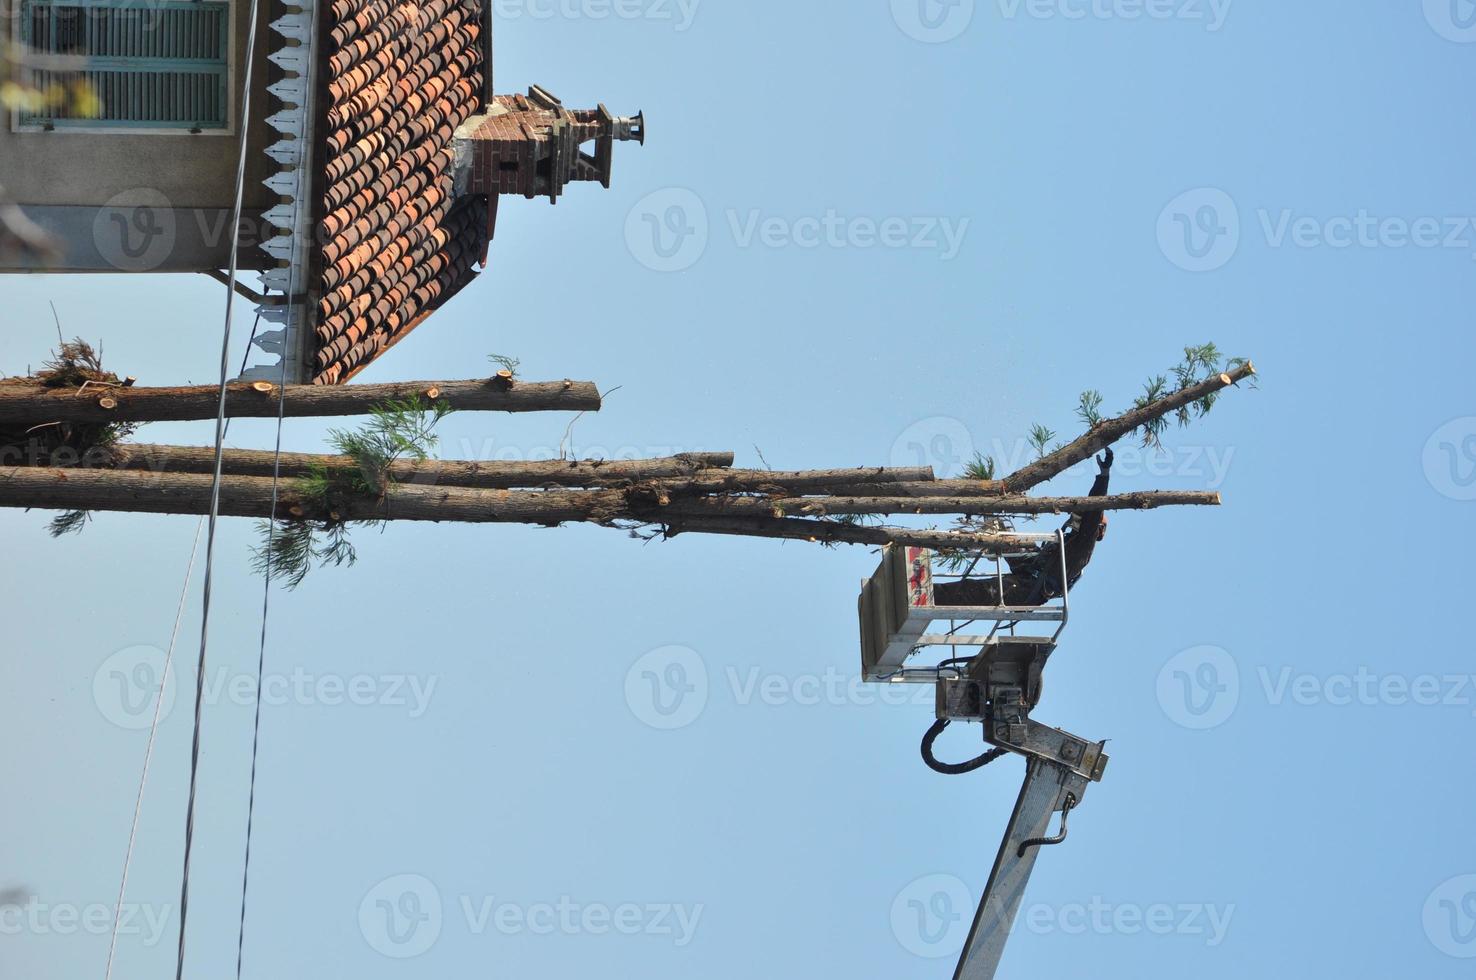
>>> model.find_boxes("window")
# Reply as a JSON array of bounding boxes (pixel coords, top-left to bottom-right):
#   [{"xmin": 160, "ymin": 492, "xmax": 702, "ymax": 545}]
[{"xmin": 16, "ymin": 0, "xmax": 230, "ymax": 131}]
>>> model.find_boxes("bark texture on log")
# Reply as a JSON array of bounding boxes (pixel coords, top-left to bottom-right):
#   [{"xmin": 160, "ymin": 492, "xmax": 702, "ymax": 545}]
[
  {"xmin": 657, "ymin": 516, "xmax": 1044, "ymax": 553},
  {"xmin": 656, "ymin": 490, "xmax": 1220, "ymax": 519},
  {"xmin": 0, "ymin": 463, "xmax": 1219, "ymax": 531},
  {"xmin": 633, "ymin": 466, "xmax": 936, "ymax": 495},
  {"xmin": 90, "ymin": 448, "xmax": 928, "ymax": 493},
  {"xmin": 0, "ymin": 467, "xmax": 629, "ymax": 523},
  {"xmin": 0, "ymin": 378, "xmax": 601, "ymax": 425},
  {"xmin": 99, "ymin": 446, "xmax": 738, "ymax": 487},
  {"xmin": 821, "ymin": 480, "xmax": 1007, "ymax": 498},
  {"xmin": 1000, "ymin": 361, "xmax": 1256, "ymax": 493},
  {"xmin": 0, "ymin": 467, "xmax": 1047, "ymax": 553}
]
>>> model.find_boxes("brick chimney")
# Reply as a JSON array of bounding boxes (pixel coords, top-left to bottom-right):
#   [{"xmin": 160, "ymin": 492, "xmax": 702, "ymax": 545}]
[{"xmin": 454, "ymin": 85, "xmax": 645, "ymax": 205}]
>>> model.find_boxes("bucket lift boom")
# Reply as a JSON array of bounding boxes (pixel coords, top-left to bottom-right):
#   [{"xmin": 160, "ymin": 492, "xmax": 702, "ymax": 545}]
[
  {"xmin": 859, "ymin": 541, "xmax": 1109, "ymax": 980},
  {"xmin": 938, "ymin": 652, "xmax": 1107, "ymax": 980}
]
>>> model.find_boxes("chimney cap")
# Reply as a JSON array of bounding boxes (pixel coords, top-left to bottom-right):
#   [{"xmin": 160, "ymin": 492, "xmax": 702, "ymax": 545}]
[{"xmin": 614, "ymin": 110, "xmax": 645, "ymax": 146}]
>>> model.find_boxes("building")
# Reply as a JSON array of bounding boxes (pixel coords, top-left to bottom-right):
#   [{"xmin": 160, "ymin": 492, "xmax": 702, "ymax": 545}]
[{"xmin": 0, "ymin": 0, "xmax": 643, "ymax": 383}]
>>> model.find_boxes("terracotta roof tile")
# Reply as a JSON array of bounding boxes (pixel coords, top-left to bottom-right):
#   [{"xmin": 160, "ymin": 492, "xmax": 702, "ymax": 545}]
[{"xmin": 309, "ymin": 0, "xmax": 486, "ymax": 383}]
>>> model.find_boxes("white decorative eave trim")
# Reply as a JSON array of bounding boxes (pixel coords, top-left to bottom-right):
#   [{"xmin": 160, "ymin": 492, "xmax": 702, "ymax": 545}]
[{"xmin": 239, "ymin": 0, "xmax": 319, "ymax": 385}]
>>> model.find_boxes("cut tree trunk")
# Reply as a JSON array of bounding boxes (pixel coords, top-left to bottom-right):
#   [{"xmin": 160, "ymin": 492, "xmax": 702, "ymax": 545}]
[
  {"xmin": 655, "ymin": 490, "xmax": 1221, "ymax": 519},
  {"xmin": 87, "ymin": 447, "xmax": 931, "ymax": 493},
  {"xmin": 0, "ymin": 466, "xmax": 627, "ymax": 522},
  {"xmin": 0, "ymin": 377, "xmax": 601, "ymax": 426},
  {"xmin": 646, "ymin": 466, "xmax": 937, "ymax": 495},
  {"xmin": 0, "ymin": 467, "xmax": 1051, "ymax": 553},
  {"xmin": 656, "ymin": 516, "xmax": 1042, "ymax": 553},
  {"xmin": 820, "ymin": 480, "xmax": 1007, "ymax": 498},
  {"xmin": 98, "ymin": 445, "xmax": 738, "ymax": 487}
]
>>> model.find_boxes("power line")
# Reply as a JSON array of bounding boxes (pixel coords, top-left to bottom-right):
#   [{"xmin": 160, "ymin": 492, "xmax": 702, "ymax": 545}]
[
  {"xmin": 234, "ymin": 38, "xmax": 315, "ymax": 970},
  {"xmin": 232, "ymin": 370, "xmax": 287, "ymax": 980},
  {"xmin": 103, "ymin": 518, "xmax": 202, "ymax": 980},
  {"xmin": 174, "ymin": 0, "xmax": 266, "ymax": 966},
  {"xmin": 105, "ymin": 314, "xmax": 262, "ymax": 980}
]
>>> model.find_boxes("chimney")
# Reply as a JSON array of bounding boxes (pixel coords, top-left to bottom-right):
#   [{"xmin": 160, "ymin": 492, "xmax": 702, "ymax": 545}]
[{"xmin": 454, "ymin": 88, "xmax": 647, "ymax": 206}]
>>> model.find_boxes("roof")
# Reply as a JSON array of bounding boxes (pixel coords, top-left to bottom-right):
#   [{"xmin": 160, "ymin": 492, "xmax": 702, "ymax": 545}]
[{"xmin": 311, "ymin": 0, "xmax": 491, "ymax": 385}]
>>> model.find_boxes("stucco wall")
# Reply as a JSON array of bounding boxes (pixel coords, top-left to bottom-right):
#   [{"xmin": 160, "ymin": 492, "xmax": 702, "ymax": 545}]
[
  {"xmin": 0, "ymin": 0, "xmax": 277, "ymax": 208},
  {"xmin": 0, "ymin": 0, "xmax": 277, "ymax": 269}
]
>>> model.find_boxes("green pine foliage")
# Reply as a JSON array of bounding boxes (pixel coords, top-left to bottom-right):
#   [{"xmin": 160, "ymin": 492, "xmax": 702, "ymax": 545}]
[
  {"xmin": 251, "ymin": 520, "xmax": 360, "ymax": 591},
  {"xmin": 1132, "ymin": 342, "xmax": 1251, "ymax": 448},
  {"xmin": 1075, "ymin": 390, "xmax": 1104, "ymax": 428},
  {"xmin": 251, "ymin": 396, "xmax": 452, "ymax": 589},
  {"xmin": 487, "ymin": 353, "xmax": 521, "ymax": 377},
  {"xmin": 963, "ymin": 453, "xmax": 997, "ymax": 481},
  {"xmin": 911, "ymin": 342, "xmax": 1252, "ymax": 561},
  {"xmin": 46, "ymin": 509, "xmax": 92, "ymax": 538},
  {"xmin": 1027, "ymin": 424, "xmax": 1057, "ymax": 459}
]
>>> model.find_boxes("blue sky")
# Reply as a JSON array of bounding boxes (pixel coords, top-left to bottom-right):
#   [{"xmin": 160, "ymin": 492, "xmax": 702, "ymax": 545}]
[{"xmin": 4, "ymin": 2, "xmax": 1476, "ymax": 978}]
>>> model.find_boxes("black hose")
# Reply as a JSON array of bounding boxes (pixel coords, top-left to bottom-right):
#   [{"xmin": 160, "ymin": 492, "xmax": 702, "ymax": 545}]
[
  {"xmin": 920, "ymin": 718, "xmax": 1010, "ymax": 775},
  {"xmin": 1018, "ymin": 793, "xmax": 1077, "ymax": 856}
]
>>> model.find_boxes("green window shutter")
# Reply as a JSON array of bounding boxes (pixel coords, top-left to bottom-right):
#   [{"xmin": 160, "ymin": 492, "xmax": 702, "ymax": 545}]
[{"xmin": 18, "ymin": 0, "xmax": 230, "ymax": 130}]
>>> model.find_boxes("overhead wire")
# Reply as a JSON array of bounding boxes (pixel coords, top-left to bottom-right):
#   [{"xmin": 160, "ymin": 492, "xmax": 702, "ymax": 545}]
[
  {"xmin": 174, "ymin": 0, "xmax": 267, "ymax": 965},
  {"xmin": 234, "ymin": 34, "xmax": 316, "ymax": 968},
  {"xmin": 104, "ymin": 315, "xmax": 262, "ymax": 980}
]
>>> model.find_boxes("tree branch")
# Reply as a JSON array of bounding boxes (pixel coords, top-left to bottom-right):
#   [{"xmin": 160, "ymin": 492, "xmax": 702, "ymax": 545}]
[{"xmin": 1000, "ymin": 360, "xmax": 1256, "ymax": 493}]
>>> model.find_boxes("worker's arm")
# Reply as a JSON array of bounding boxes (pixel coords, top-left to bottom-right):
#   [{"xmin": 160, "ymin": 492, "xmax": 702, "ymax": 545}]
[
  {"xmin": 1084, "ymin": 446, "xmax": 1113, "ymax": 499},
  {"xmin": 948, "ymin": 450, "xmax": 1115, "ymax": 606},
  {"xmin": 1058, "ymin": 449, "xmax": 1113, "ymax": 586}
]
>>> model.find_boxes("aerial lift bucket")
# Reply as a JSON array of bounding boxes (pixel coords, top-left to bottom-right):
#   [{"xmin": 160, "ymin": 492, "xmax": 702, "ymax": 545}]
[{"xmin": 858, "ymin": 541, "xmax": 1109, "ymax": 980}]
